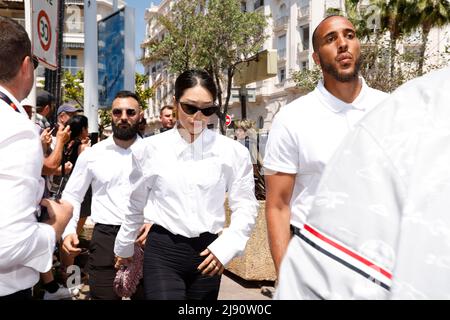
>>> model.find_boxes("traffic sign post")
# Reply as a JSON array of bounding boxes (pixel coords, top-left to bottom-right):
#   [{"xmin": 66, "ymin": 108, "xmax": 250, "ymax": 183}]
[{"xmin": 33, "ymin": 0, "xmax": 58, "ymax": 69}]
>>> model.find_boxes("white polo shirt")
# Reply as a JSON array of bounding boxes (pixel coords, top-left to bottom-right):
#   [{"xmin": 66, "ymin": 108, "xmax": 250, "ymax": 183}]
[
  {"xmin": 264, "ymin": 78, "xmax": 388, "ymax": 228},
  {"xmin": 275, "ymin": 66, "xmax": 450, "ymax": 300}
]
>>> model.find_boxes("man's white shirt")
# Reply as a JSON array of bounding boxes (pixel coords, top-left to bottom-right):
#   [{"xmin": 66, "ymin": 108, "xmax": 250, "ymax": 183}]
[
  {"xmin": 0, "ymin": 86, "xmax": 55, "ymax": 296},
  {"xmin": 61, "ymin": 136, "xmax": 142, "ymax": 239},
  {"xmin": 114, "ymin": 128, "xmax": 258, "ymax": 266},
  {"xmin": 263, "ymin": 78, "xmax": 389, "ymax": 228}
]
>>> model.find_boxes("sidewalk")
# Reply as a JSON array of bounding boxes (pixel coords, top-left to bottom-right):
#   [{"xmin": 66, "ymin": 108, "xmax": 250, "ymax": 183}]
[
  {"xmin": 218, "ymin": 271, "xmax": 274, "ymax": 300},
  {"xmin": 70, "ymin": 271, "xmax": 274, "ymax": 300}
]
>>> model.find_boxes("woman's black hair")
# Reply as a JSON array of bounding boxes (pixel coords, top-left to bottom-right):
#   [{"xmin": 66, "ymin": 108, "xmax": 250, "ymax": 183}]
[
  {"xmin": 67, "ymin": 114, "xmax": 88, "ymax": 141},
  {"xmin": 174, "ymin": 70, "xmax": 217, "ymax": 102}
]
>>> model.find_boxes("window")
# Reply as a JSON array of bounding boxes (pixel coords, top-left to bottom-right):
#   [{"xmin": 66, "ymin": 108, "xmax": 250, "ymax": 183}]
[
  {"xmin": 63, "ymin": 55, "xmax": 78, "ymax": 75},
  {"xmin": 277, "ymin": 34, "xmax": 286, "ymax": 59},
  {"xmin": 258, "ymin": 116, "xmax": 264, "ymax": 129},
  {"xmin": 301, "ymin": 61, "xmax": 308, "ymax": 70},
  {"xmin": 241, "ymin": 1, "xmax": 247, "ymax": 12},
  {"xmin": 278, "ymin": 67, "xmax": 286, "ymax": 83},
  {"xmin": 254, "ymin": 0, "xmax": 264, "ymax": 10},
  {"xmin": 279, "ymin": 3, "xmax": 287, "ymax": 17},
  {"xmin": 301, "ymin": 25, "xmax": 309, "ymax": 50}
]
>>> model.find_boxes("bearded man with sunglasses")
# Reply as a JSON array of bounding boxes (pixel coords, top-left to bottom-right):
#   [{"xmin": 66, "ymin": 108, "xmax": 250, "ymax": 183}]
[
  {"xmin": 58, "ymin": 91, "xmax": 150, "ymax": 299},
  {"xmin": 0, "ymin": 17, "xmax": 73, "ymax": 300}
]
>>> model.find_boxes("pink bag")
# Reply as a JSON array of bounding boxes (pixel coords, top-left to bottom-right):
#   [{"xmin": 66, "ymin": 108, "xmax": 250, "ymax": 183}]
[{"xmin": 113, "ymin": 244, "xmax": 144, "ymax": 298}]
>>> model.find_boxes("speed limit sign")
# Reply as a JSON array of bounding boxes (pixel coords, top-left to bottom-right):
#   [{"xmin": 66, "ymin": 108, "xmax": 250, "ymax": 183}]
[
  {"xmin": 32, "ymin": 0, "xmax": 58, "ymax": 69},
  {"xmin": 225, "ymin": 114, "xmax": 232, "ymax": 127},
  {"xmin": 37, "ymin": 10, "xmax": 52, "ymax": 51}
]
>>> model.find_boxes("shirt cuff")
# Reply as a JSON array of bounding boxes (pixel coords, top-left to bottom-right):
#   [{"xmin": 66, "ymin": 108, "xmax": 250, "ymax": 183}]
[
  {"xmin": 207, "ymin": 228, "xmax": 247, "ymax": 266},
  {"xmin": 114, "ymin": 241, "xmax": 135, "ymax": 259},
  {"xmin": 61, "ymin": 198, "xmax": 80, "ymax": 240},
  {"xmin": 23, "ymin": 223, "xmax": 56, "ymax": 273}
]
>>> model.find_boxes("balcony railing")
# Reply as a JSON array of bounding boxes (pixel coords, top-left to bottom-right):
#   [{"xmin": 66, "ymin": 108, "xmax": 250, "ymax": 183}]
[
  {"xmin": 64, "ymin": 20, "xmax": 84, "ymax": 34},
  {"xmin": 274, "ymin": 16, "xmax": 289, "ymax": 32},
  {"xmin": 278, "ymin": 48, "xmax": 286, "ymax": 61},
  {"xmin": 298, "ymin": 5, "xmax": 310, "ymax": 18},
  {"xmin": 274, "ymin": 16, "xmax": 288, "ymax": 28}
]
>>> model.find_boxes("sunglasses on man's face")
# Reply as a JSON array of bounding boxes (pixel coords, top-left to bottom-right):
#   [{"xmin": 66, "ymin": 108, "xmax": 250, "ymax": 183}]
[
  {"xmin": 112, "ymin": 108, "xmax": 137, "ymax": 117},
  {"xmin": 32, "ymin": 55, "xmax": 39, "ymax": 69},
  {"xmin": 179, "ymin": 101, "xmax": 218, "ymax": 117}
]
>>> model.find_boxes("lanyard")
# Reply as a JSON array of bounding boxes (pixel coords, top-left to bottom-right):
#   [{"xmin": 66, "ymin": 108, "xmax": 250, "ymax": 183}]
[{"xmin": 0, "ymin": 91, "xmax": 20, "ymax": 113}]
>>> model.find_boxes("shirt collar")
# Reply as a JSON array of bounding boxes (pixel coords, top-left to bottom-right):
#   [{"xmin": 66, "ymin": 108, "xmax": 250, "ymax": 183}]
[
  {"xmin": 0, "ymin": 85, "xmax": 28, "ymax": 116},
  {"xmin": 172, "ymin": 126, "xmax": 217, "ymax": 159},
  {"xmin": 315, "ymin": 77, "xmax": 368, "ymax": 113},
  {"xmin": 106, "ymin": 134, "xmax": 142, "ymax": 150}
]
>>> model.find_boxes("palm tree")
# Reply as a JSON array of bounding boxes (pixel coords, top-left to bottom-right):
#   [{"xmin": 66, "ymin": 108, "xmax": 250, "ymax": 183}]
[
  {"xmin": 408, "ymin": 0, "xmax": 450, "ymax": 75},
  {"xmin": 369, "ymin": 0, "xmax": 415, "ymax": 79}
]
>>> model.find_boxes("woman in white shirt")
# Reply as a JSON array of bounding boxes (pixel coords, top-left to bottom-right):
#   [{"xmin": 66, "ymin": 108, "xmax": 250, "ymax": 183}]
[{"xmin": 114, "ymin": 70, "xmax": 258, "ymax": 300}]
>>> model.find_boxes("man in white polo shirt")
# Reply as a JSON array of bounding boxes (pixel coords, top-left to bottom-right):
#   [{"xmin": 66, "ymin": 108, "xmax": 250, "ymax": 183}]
[
  {"xmin": 263, "ymin": 15, "xmax": 388, "ymax": 298},
  {"xmin": 283, "ymin": 67, "xmax": 450, "ymax": 299}
]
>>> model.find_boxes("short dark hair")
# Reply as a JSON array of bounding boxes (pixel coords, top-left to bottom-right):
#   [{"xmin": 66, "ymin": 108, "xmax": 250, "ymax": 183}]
[
  {"xmin": 174, "ymin": 70, "xmax": 217, "ymax": 102},
  {"xmin": 0, "ymin": 16, "xmax": 32, "ymax": 82},
  {"xmin": 312, "ymin": 15, "xmax": 343, "ymax": 52},
  {"xmin": 160, "ymin": 105, "xmax": 174, "ymax": 115},
  {"xmin": 113, "ymin": 90, "xmax": 141, "ymax": 106}
]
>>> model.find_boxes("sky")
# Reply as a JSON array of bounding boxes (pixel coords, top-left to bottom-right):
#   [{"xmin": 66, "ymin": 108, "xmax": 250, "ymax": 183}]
[{"xmin": 125, "ymin": 0, "xmax": 161, "ymax": 73}]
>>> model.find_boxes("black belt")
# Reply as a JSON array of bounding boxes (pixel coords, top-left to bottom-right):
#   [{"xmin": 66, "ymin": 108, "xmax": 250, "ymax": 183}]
[{"xmin": 290, "ymin": 225, "xmax": 302, "ymax": 237}]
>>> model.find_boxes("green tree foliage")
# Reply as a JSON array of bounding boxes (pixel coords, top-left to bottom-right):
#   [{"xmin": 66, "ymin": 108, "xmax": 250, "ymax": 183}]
[
  {"xmin": 143, "ymin": 0, "xmax": 268, "ymax": 133},
  {"xmin": 291, "ymin": 67, "xmax": 322, "ymax": 93},
  {"xmin": 61, "ymin": 70, "xmax": 84, "ymax": 108},
  {"xmin": 406, "ymin": 0, "xmax": 450, "ymax": 75}
]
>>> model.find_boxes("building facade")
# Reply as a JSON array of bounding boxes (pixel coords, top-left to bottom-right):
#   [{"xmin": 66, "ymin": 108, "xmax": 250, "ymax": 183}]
[
  {"xmin": 141, "ymin": 0, "xmax": 347, "ymax": 132},
  {"xmin": 142, "ymin": 0, "xmax": 450, "ymax": 133}
]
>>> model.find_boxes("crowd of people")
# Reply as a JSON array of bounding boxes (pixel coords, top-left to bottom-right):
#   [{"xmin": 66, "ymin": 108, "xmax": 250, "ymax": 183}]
[{"xmin": 1, "ymin": 13, "xmax": 450, "ymax": 301}]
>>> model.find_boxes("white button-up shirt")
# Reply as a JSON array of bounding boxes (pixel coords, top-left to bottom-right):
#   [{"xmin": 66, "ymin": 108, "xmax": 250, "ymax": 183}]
[
  {"xmin": 276, "ymin": 66, "xmax": 450, "ymax": 300},
  {"xmin": 263, "ymin": 78, "xmax": 389, "ymax": 228},
  {"xmin": 0, "ymin": 86, "xmax": 55, "ymax": 296},
  {"xmin": 114, "ymin": 128, "xmax": 258, "ymax": 266},
  {"xmin": 61, "ymin": 136, "xmax": 142, "ymax": 239}
]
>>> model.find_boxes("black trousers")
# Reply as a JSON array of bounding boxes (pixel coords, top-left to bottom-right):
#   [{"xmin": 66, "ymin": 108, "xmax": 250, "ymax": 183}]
[
  {"xmin": 87, "ymin": 223, "xmax": 122, "ymax": 300},
  {"xmin": 0, "ymin": 288, "xmax": 32, "ymax": 300},
  {"xmin": 143, "ymin": 224, "xmax": 221, "ymax": 300},
  {"xmin": 87, "ymin": 223, "xmax": 144, "ymax": 300}
]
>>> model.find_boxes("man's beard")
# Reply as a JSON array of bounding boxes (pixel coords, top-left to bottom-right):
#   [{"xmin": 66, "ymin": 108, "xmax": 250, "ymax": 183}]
[
  {"xmin": 320, "ymin": 55, "xmax": 362, "ymax": 82},
  {"xmin": 112, "ymin": 121, "xmax": 139, "ymax": 140}
]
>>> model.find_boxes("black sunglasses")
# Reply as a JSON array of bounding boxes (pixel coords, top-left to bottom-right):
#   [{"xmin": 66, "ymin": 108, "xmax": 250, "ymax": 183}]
[
  {"xmin": 32, "ymin": 55, "xmax": 39, "ymax": 69},
  {"xmin": 112, "ymin": 108, "xmax": 137, "ymax": 117},
  {"xmin": 179, "ymin": 101, "xmax": 218, "ymax": 116}
]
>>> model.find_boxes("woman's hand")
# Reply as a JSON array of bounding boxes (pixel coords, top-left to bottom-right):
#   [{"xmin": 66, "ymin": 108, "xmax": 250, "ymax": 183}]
[
  {"xmin": 114, "ymin": 256, "xmax": 133, "ymax": 270},
  {"xmin": 135, "ymin": 223, "xmax": 152, "ymax": 248},
  {"xmin": 198, "ymin": 248, "xmax": 224, "ymax": 276}
]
